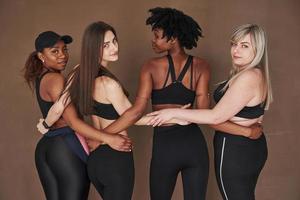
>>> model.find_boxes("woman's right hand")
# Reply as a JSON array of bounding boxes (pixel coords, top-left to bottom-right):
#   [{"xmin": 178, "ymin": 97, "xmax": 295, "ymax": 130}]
[
  {"xmin": 248, "ymin": 123, "xmax": 263, "ymax": 139},
  {"xmin": 103, "ymin": 133, "xmax": 133, "ymax": 152}
]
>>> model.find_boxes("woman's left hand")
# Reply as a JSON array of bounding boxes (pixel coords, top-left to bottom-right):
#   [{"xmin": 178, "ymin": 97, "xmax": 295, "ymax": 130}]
[
  {"xmin": 248, "ymin": 122, "xmax": 263, "ymax": 139},
  {"xmin": 36, "ymin": 118, "xmax": 49, "ymax": 134},
  {"xmin": 146, "ymin": 109, "xmax": 176, "ymax": 127}
]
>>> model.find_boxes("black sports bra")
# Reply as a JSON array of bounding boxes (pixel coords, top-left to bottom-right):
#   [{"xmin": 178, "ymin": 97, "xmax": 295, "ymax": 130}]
[
  {"xmin": 92, "ymin": 71, "xmax": 120, "ymax": 120},
  {"xmin": 151, "ymin": 55, "xmax": 195, "ymax": 105},
  {"xmin": 35, "ymin": 71, "xmax": 54, "ymax": 118},
  {"xmin": 93, "ymin": 101, "xmax": 119, "ymax": 120},
  {"xmin": 213, "ymin": 81, "xmax": 265, "ymax": 119}
]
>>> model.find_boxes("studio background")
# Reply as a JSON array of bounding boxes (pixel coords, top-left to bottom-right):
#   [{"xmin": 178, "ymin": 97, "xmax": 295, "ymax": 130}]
[{"xmin": 0, "ymin": 0, "xmax": 299, "ymax": 199}]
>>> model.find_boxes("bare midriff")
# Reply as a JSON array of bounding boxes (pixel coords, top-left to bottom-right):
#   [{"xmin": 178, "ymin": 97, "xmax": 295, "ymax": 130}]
[{"xmin": 230, "ymin": 116, "xmax": 263, "ymax": 127}]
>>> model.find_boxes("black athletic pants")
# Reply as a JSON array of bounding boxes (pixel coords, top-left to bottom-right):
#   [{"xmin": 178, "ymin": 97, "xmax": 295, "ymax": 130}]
[
  {"xmin": 35, "ymin": 127, "xmax": 90, "ymax": 200},
  {"xmin": 214, "ymin": 131, "xmax": 268, "ymax": 200},
  {"xmin": 150, "ymin": 124, "xmax": 209, "ymax": 200},
  {"xmin": 87, "ymin": 145, "xmax": 134, "ymax": 200}
]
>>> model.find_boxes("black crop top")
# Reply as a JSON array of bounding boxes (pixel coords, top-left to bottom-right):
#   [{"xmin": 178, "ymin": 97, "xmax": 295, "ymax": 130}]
[
  {"xmin": 213, "ymin": 81, "xmax": 265, "ymax": 119},
  {"xmin": 35, "ymin": 71, "xmax": 54, "ymax": 118},
  {"xmin": 151, "ymin": 55, "xmax": 195, "ymax": 105},
  {"xmin": 92, "ymin": 71, "xmax": 120, "ymax": 120},
  {"xmin": 93, "ymin": 101, "xmax": 120, "ymax": 120}
]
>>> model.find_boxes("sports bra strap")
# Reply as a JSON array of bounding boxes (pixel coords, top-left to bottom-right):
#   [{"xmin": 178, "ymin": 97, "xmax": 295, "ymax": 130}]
[
  {"xmin": 162, "ymin": 65, "xmax": 171, "ymax": 88},
  {"xmin": 163, "ymin": 55, "xmax": 193, "ymax": 89},
  {"xmin": 39, "ymin": 69, "xmax": 50, "ymax": 80},
  {"xmin": 177, "ymin": 55, "xmax": 193, "ymax": 82},
  {"xmin": 190, "ymin": 57, "xmax": 193, "ymax": 90},
  {"xmin": 167, "ymin": 54, "xmax": 177, "ymax": 82}
]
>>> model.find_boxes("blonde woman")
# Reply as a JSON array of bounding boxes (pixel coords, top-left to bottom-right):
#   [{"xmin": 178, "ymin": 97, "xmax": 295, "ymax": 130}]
[{"xmin": 148, "ymin": 24, "xmax": 272, "ymax": 200}]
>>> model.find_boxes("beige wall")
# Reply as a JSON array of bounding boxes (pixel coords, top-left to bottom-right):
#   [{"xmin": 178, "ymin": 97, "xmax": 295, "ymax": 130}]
[{"xmin": 0, "ymin": 0, "xmax": 299, "ymax": 199}]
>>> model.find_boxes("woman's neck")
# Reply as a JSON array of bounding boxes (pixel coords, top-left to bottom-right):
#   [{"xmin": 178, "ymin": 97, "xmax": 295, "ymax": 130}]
[
  {"xmin": 42, "ymin": 66, "xmax": 60, "ymax": 73},
  {"xmin": 168, "ymin": 46, "xmax": 186, "ymax": 58},
  {"xmin": 101, "ymin": 60, "xmax": 109, "ymax": 67}
]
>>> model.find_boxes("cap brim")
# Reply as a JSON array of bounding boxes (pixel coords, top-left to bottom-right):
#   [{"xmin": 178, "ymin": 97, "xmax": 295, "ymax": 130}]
[{"xmin": 60, "ymin": 35, "xmax": 73, "ymax": 44}]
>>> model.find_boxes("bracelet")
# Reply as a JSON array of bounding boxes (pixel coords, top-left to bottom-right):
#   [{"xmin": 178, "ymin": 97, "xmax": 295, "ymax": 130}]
[{"xmin": 42, "ymin": 120, "xmax": 51, "ymax": 129}]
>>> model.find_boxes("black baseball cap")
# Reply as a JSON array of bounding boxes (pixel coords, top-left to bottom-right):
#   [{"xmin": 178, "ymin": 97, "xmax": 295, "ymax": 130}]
[{"xmin": 35, "ymin": 31, "xmax": 73, "ymax": 52}]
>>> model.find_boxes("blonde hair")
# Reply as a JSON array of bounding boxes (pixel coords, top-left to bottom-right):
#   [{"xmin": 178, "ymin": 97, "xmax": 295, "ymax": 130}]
[{"xmin": 223, "ymin": 24, "xmax": 273, "ymax": 110}]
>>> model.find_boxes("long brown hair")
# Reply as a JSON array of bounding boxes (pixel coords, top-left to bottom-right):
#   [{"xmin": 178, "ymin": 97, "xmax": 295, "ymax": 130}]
[
  {"xmin": 65, "ymin": 21, "xmax": 128, "ymax": 116},
  {"xmin": 22, "ymin": 51, "xmax": 44, "ymax": 90}
]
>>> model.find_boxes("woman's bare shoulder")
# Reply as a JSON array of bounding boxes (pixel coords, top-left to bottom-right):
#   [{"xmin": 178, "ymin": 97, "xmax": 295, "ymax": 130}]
[{"xmin": 95, "ymin": 75, "xmax": 120, "ymax": 92}]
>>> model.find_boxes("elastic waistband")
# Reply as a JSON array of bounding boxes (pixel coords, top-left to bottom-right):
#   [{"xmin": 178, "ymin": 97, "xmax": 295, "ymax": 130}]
[
  {"xmin": 91, "ymin": 144, "xmax": 133, "ymax": 155},
  {"xmin": 215, "ymin": 131, "xmax": 266, "ymax": 144},
  {"xmin": 154, "ymin": 123, "xmax": 199, "ymax": 132},
  {"xmin": 44, "ymin": 126, "xmax": 73, "ymax": 137},
  {"xmin": 45, "ymin": 126, "xmax": 88, "ymax": 163}
]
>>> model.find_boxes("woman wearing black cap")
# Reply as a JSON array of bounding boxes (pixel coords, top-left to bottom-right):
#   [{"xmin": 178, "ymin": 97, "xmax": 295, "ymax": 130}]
[{"xmin": 23, "ymin": 31, "xmax": 132, "ymax": 200}]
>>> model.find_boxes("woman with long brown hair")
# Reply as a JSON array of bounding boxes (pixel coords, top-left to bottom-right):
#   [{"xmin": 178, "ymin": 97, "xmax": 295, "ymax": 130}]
[
  {"xmin": 66, "ymin": 21, "xmax": 138, "ymax": 200},
  {"xmin": 23, "ymin": 31, "xmax": 131, "ymax": 200}
]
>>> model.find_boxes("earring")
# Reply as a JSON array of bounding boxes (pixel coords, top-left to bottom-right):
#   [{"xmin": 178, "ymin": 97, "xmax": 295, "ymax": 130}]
[{"xmin": 42, "ymin": 60, "xmax": 45, "ymax": 63}]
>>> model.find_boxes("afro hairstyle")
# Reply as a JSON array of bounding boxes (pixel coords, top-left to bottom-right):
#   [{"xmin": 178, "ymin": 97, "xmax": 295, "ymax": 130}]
[{"xmin": 146, "ymin": 7, "xmax": 203, "ymax": 49}]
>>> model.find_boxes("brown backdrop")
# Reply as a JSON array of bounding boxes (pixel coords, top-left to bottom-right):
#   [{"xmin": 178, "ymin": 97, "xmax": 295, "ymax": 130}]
[{"xmin": 0, "ymin": 0, "xmax": 299, "ymax": 199}]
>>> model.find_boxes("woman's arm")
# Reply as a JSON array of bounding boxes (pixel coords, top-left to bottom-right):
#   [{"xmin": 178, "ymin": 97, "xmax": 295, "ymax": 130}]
[
  {"xmin": 37, "ymin": 91, "xmax": 71, "ymax": 134},
  {"xmin": 99, "ymin": 76, "xmax": 184, "ymax": 127},
  {"xmin": 148, "ymin": 69, "xmax": 260, "ymax": 126},
  {"xmin": 85, "ymin": 115, "xmax": 103, "ymax": 152},
  {"xmin": 37, "ymin": 65, "xmax": 78, "ymax": 133},
  {"xmin": 43, "ymin": 72, "xmax": 132, "ymax": 151},
  {"xmin": 194, "ymin": 62, "xmax": 261, "ymax": 138},
  {"xmin": 102, "ymin": 61, "xmax": 153, "ymax": 133},
  {"xmin": 211, "ymin": 123, "xmax": 262, "ymax": 139}
]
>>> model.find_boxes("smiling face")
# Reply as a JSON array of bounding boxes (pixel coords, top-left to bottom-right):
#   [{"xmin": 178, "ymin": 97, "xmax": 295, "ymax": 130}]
[
  {"xmin": 38, "ymin": 40, "xmax": 69, "ymax": 71},
  {"xmin": 101, "ymin": 30, "xmax": 118, "ymax": 67},
  {"xmin": 151, "ymin": 28, "xmax": 173, "ymax": 54},
  {"xmin": 230, "ymin": 33, "xmax": 255, "ymax": 68}
]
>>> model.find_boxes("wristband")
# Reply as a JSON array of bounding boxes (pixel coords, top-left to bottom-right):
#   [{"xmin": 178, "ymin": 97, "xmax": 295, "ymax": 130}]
[{"xmin": 42, "ymin": 120, "xmax": 50, "ymax": 129}]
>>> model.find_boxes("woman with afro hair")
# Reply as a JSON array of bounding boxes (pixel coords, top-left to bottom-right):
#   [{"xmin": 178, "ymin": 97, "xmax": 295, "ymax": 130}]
[{"xmin": 102, "ymin": 7, "xmax": 262, "ymax": 200}]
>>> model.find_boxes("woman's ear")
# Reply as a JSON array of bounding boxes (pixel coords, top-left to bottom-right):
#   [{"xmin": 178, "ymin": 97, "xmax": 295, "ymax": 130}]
[
  {"xmin": 170, "ymin": 37, "xmax": 178, "ymax": 45},
  {"xmin": 37, "ymin": 52, "xmax": 45, "ymax": 63}
]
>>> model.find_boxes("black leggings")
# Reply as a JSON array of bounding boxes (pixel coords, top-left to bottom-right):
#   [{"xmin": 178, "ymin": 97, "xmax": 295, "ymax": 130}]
[
  {"xmin": 87, "ymin": 145, "xmax": 134, "ymax": 200},
  {"xmin": 35, "ymin": 129, "xmax": 90, "ymax": 200},
  {"xmin": 150, "ymin": 124, "xmax": 209, "ymax": 200},
  {"xmin": 214, "ymin": 131, "xmax": 268, "ymax": 200}
]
